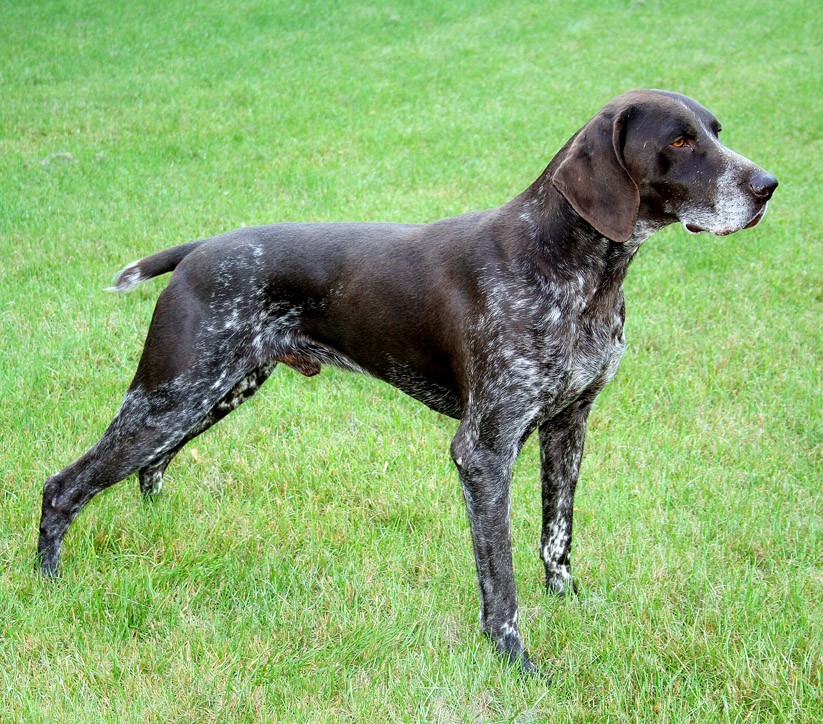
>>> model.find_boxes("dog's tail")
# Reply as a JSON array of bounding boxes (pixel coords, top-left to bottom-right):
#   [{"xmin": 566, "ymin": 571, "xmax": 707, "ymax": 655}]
[{"xmin": 106, "ymin": 240, "xmax": 208, "ymax": 292}]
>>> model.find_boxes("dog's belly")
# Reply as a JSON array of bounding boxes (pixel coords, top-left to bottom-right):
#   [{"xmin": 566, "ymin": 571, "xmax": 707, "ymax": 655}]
[
  {"xmin": 380, "ymin": 360, "xmax": 463, "ymax": 418},
  {"xmin": 254, "ymin": 316, "xmax": 464, "ymax": 418}
]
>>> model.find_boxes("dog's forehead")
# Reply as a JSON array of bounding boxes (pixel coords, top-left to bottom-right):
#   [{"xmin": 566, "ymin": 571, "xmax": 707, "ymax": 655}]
[{"xmin": 608, "ymin": 90, "xmax": 720, "ymax": 131}]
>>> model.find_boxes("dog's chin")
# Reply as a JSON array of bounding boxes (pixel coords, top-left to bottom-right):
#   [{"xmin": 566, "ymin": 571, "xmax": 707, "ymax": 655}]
[{"xmin": 683, "ymin": 206, "xmax": 768, "ymax": 237}]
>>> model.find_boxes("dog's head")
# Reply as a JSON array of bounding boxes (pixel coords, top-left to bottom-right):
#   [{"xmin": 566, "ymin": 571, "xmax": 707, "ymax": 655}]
[{"xmin": 552, "ymin": 90, "xmax": 778, "ymax": 242}]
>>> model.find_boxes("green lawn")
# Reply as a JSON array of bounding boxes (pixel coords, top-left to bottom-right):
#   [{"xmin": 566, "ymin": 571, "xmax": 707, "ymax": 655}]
[{"xmin": 1, "ymin": 0, "xmax": 820, "ymax": 720}]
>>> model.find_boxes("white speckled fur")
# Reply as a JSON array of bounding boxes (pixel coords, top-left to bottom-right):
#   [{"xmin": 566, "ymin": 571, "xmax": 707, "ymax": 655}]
[{"xmin": 39, "ymin": 91, "xmax": 777, "ymax": 676}]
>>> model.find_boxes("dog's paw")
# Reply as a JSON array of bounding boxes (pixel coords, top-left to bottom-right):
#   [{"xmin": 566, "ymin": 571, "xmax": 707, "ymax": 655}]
[
  {"xmin": 512, "ymin": 651, "xmax": 551, "ymax": 682},
  {"xmin": 545, "ymin": 563, "xmax": 579, "ymax": 597},
  {"xmin": 486, "ymin": 628, "xmax": 551, "ymax": 682},
  {"xmin": 138, "ymin": 467, "xmax": 164, "ymax": 498},
  {"xmin": 37, "ymin": 533, "xmax": 61, "ymax": 578}
]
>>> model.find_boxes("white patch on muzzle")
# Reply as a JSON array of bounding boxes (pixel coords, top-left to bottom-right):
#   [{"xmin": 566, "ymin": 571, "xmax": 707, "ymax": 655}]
[{"xmin": 679, "ymin": 134, "xmax": 770, "ymax": 237}]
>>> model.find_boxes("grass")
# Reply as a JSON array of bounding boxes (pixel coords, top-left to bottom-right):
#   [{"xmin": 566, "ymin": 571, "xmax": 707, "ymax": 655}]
[{"xmin": 1, "ymin": 0, "xmax": 820, "ymax": 720}]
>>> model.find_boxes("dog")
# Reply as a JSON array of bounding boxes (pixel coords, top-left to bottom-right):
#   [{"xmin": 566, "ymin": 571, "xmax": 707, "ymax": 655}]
[{"xmin": 38, "ymin": 90, "xmax": 777, "ymax": 675}]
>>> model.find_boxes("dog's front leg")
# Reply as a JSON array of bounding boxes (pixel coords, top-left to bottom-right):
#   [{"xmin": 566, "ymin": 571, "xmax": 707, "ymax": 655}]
[
  {"xmin": 538, "ymin": 404, "xmax": 590, "ymax": 596},
  {"xmin": 451, "ymin": 422, "xmax": 537, "ymax": 674}
]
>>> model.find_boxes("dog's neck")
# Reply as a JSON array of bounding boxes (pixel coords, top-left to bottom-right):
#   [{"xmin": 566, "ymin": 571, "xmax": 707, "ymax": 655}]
[{"xmin": 509, "ymin": 180, "xmax": 663, "ymax": 309}]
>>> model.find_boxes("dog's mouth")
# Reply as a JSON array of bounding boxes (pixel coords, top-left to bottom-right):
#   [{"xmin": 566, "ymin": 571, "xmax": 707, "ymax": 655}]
[
  {"xmin": 684, "ymin": 205, "xmax": 768, "ymax": 237},
  {"xmin": 742, "ymin": 206, "xmax": 767, "ymax": 230}
]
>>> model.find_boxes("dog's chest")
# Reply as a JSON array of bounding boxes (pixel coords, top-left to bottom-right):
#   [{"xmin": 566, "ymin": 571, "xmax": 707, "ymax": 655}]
[
  {"xmin": 476, "ymin": 282, "xmax": 626, "ymax": 414},
  {"xmin": 559, "ymin": 314, "xmax": 625, "ymax": 400},
  {"xmin": 523, "ymin": 294, "xmax": 627, "ymax": 409}
]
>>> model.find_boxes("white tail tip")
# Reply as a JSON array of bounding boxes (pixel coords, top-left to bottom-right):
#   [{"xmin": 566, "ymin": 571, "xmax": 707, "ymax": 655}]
[{"xmin": 105, "ymin": 262, "xmax": 148, "ymax": 293}]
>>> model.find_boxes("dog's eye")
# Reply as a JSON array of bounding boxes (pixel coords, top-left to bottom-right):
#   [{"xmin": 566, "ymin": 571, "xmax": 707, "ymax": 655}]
[{"xmin": 671, "ymin": 137, "xmax": 688, "ymax": 148}]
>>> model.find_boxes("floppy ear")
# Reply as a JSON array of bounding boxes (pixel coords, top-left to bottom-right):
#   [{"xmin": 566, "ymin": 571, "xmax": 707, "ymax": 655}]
[{"xmin": 552, "ymin": 108, "xmax": 640, "ymax": 242}]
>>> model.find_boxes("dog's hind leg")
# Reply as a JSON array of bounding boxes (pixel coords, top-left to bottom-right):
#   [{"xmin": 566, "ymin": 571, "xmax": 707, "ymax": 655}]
[
  {"xmin": 37, "ymin": 369, "xmax": 252, "ymax": 576},
  {"xmin": 137, "ymin": 361, "xmax": 278, "ymax": 497},
  {"xmin": 37, "ymin": 277, "xmax": 266, "ymax": 576}
]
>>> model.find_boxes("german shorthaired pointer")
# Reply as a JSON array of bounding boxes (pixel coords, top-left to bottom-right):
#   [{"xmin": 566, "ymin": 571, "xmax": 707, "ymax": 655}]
[{"xmin": 39, "ymin": 90, "xmax": 777, "ymax": 675}]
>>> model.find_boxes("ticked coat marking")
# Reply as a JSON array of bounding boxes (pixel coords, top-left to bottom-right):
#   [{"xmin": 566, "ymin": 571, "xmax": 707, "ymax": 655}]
[{"xmin": 38, "ymin": 90, "xmax": 777, "ymax": 676}]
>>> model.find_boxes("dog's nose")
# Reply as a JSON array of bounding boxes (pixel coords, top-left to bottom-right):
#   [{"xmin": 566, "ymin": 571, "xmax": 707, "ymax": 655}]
[{"xmin": 750, "ymin": 171, "xmax": 778, "ymax": 200}]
